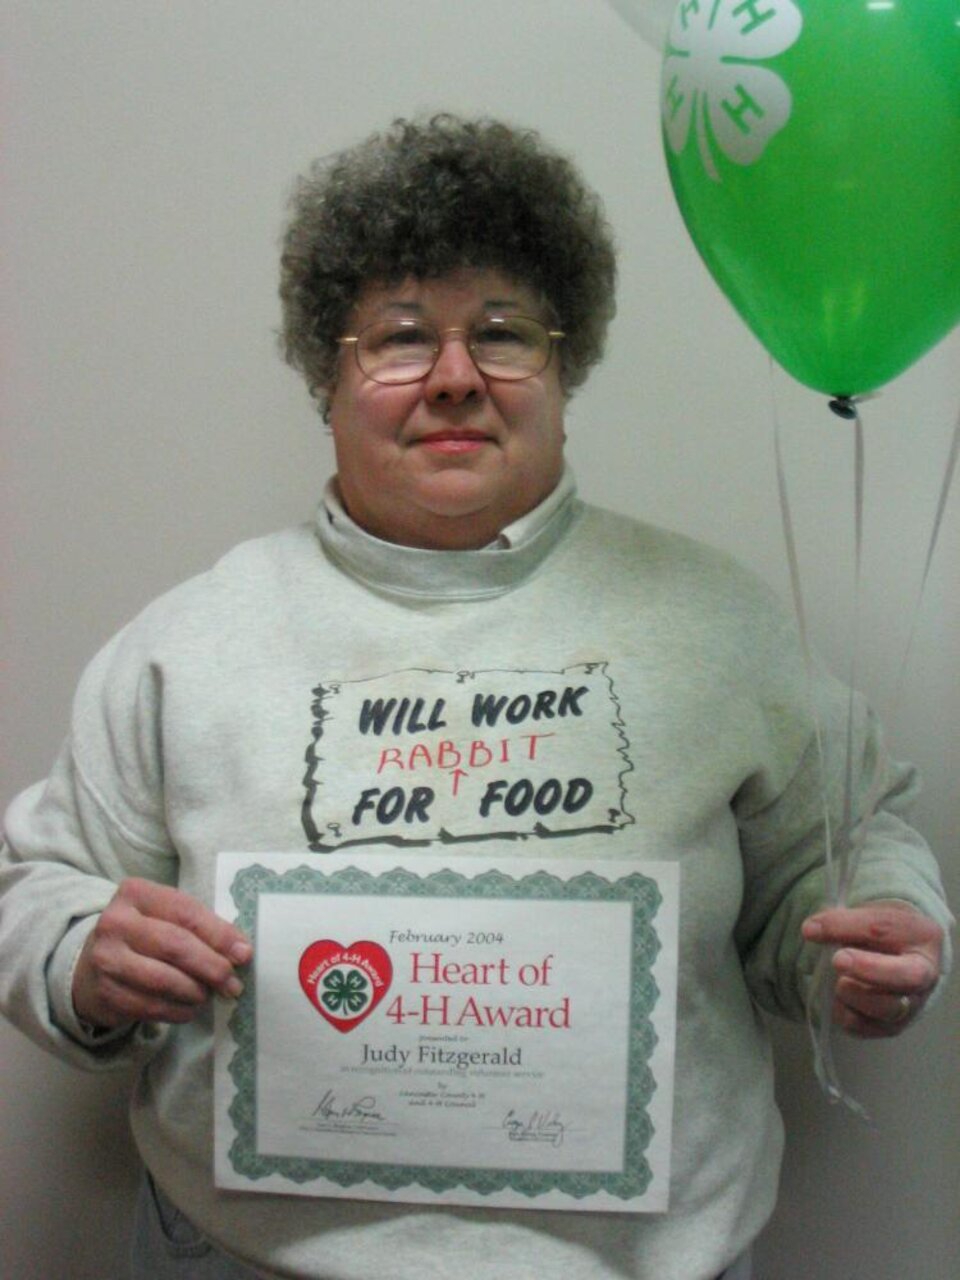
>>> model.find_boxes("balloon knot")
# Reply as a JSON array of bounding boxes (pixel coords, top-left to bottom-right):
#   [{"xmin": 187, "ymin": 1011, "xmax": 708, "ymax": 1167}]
[{"xmin": 828, "ymin": 396, "xmax": 858, "ymax": 420}]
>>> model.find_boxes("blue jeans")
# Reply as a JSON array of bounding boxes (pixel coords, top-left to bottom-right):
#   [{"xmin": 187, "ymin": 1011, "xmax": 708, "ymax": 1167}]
[
  {"xmin": 131, "ymin": 1170, "xmax": 751, "ymax": 1280},
  {"xmin": 130, "ymin": 1173, "xmax": 263, "ymax": 1279},
  {"xmin": 723, "ymin": 1251, "xmax": 753, "ymax": 1280}
]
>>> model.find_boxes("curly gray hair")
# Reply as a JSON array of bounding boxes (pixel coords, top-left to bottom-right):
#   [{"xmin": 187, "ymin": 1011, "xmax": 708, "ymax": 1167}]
[{"xmin": 279, "ymin": 115, "xmax": 617, "ymax": 417}]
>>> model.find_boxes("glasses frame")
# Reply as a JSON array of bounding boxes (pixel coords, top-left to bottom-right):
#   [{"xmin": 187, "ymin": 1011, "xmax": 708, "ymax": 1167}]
[{"xmin": 337, "ymin": 315, "xmax": 565, "ymax": 386}]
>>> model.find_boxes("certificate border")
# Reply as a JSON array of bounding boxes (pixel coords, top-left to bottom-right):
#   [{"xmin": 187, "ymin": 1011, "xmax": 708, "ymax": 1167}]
[{"xmin": 225, "ymin": 864, "xmax": 662, "ymax": 1203}]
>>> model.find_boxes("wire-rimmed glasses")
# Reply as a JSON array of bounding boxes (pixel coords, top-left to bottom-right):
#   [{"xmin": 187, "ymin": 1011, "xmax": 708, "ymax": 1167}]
[{"xmin": 337, "ymin": 315, "xmax": 565, "ymax": 385}]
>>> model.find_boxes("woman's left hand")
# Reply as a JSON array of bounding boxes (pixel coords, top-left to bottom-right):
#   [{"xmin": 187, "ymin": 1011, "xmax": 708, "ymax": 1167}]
[{"xmin": 801, "ymin": 901, "xmax": 943, "ymax": 1038}]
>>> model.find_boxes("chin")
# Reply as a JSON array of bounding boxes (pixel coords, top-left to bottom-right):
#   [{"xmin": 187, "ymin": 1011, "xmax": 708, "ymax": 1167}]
[
  {"xmin": 403, "ymin": 492, "xmax": 505, "ymax": 549},
  {"xmin": 415, "ymin": 472, "xmax": 499, "ymax": 514}
]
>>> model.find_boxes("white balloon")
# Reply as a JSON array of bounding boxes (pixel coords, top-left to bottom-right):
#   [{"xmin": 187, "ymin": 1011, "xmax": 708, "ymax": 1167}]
[{"xmin": 604, "ymin": 0, "xmax": 676, "ymax": 51}]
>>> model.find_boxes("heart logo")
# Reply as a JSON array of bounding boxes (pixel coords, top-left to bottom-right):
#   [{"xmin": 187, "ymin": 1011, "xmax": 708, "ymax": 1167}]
[{"xmin": 298, "ymin": 939, "xmax": 393, "ymax": 1033}]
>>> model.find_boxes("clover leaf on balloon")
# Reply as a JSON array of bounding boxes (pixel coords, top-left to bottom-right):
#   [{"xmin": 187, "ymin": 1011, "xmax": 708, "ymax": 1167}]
[
  {"xmin": 661, "ymin": 0, "xmax": 802, "ymax": 181},
  {"xmin": 321, "ymin": 967, "xmax": 370, "ymax": 1015}
]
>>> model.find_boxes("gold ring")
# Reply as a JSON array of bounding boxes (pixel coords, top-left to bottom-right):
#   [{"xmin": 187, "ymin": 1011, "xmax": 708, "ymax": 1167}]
[{"xmin": 891, "ymin": 994, "xmax": 912, "ymax": 1024}]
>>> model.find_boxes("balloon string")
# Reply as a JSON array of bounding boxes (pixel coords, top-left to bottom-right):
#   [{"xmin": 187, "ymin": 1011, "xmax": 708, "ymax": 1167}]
[
  {"xmin": 768, "ymin": 370, "xmax": 836, "ymax": 892},
  {"xmin": 837, "ymin": 400, "xmax": 960, "ymax": 908},
  {"xmin": 769, "ymin": 368, "xmax": 960, "ymax": 1115},
  {"xmin": 768, "ymin": 366, "xmax": 860, "ymax": 1112},
  {"xmin": 833, "ymin": 403, "xmax": 881, "ymax": 919},
  {"xmin": 892, "ymin": 404, "xmax": 960, "ymax": 706},
  {"xmin": 839, "ymin": 399, "xmax": 957, "ymax": 911},
  {"xmin": 841, "ymin": 408, "xmax": 864, "ymax": 879}
]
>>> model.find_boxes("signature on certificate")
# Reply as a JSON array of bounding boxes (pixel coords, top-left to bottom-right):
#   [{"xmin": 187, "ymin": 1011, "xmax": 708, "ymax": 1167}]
[
  {"xmin": 502, "ymin": 1108, "xmax": 566, "ymax": 1148},
  {"xmin": 299, "ymin": 1090, "xmax": 395, "ymax": 1136}
]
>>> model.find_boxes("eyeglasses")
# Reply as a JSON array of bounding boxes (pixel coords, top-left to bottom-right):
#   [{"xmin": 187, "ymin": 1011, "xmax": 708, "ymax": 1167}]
[{"xmin": 337, "ymin": 316, "xmax": 565, "ymax": 385}]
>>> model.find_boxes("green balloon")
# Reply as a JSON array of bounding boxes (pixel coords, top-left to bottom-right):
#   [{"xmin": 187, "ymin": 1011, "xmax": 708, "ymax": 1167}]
[{"xmin": 661, "ymin": 0, "xmax": 960, "ymax": 396}]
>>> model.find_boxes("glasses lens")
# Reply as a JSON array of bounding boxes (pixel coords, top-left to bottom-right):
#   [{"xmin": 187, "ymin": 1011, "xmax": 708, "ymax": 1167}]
[
  {"xmin": 471, "ymin": 316, "xmax": 551, "ymax": 380},
  {"xmin": 357, "ymin": 320, "xmax": 437, "ymax": 384}
]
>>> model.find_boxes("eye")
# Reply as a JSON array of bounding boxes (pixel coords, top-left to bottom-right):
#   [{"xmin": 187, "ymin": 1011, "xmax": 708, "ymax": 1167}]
[
  {"xmin": 367, "ymin": 322, "xmax": 434, "ymax": 352},
  {"xmin": 476, "ymin": 324, "xmax": 515, "ymax": 344},
  {"xmin": 474, "ymin": 318, "xmax": 538, "ymax": 347},
  {"xmin": 391, "ymin": 325, "xmax": 433, "ymax": 346}
]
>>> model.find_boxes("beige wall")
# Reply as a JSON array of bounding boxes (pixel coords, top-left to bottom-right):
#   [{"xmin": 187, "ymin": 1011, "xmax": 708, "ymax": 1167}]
[{"xmin": 2, "ymin": 3, "xmax": 957, "ymax": 1276}]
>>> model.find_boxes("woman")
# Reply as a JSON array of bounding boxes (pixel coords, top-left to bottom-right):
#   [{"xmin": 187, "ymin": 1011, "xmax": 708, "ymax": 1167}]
[{"xmin": 0, "ymin": 115, "xmax": 949, "ymax": 1280}]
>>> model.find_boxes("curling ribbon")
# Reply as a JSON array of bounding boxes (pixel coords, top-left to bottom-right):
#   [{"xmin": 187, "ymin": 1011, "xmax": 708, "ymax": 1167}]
[{"xmin": 769, "ymin": 366, "xmax": 959, "ymax": 1113}]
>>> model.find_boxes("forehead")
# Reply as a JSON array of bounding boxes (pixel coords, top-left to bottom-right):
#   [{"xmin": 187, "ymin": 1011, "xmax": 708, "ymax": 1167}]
[{"xmin": 350, "ymin": 269, "xmax": 546, "ymax": 324}]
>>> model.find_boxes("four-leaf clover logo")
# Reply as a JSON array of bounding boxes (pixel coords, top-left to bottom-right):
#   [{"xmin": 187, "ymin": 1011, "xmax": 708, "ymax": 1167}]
[
  {"xmin": 300, "ymin": 940, "xmax": 393, "ymax": 1032},
  {"xmin": 320, "ymin": 966, "xmax": 370, "ymax": 1016},
  {"xmin": 662, "ymin": 0, "xmax": 802, "ymax": 181}
]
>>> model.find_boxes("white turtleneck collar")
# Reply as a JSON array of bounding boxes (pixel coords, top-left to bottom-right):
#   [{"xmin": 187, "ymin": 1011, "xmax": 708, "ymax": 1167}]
[{"xmin": 314, "ymin": 466, "xmax": 580, "ymax": 601}]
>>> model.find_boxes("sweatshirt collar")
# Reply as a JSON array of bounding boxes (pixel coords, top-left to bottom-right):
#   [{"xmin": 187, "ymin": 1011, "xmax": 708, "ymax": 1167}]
[{"xmin": 315, "ymin": 467, "xmax": 578, "ymax": 600}]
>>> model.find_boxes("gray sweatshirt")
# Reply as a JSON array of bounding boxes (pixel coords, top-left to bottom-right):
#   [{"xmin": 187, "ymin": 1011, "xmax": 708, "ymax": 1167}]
[{"xmin": 0, "ymin": 474, "xmax": 951, "ymax": 1280}]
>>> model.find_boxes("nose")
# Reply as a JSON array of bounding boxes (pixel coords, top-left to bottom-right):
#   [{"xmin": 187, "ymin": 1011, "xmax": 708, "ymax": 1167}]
[{"xmin": 423, "ymin": 330, "xmax": 487, "ymax": 405}]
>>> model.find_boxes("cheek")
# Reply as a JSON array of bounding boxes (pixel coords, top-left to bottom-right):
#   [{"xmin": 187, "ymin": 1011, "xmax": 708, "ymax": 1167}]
[
  {"xmin": 331, "ymin": 388, "xmax": 418, "ymax": 452},
  {"xmin": 526, "ymin": 396, "xmax": 566, "ymax": 454},
  {"xmin": 505, "ymin": 377, "xmax": 564, "ymax": 434}
]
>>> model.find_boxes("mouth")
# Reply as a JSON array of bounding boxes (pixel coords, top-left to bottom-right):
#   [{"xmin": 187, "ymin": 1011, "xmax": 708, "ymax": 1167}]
[{"xmin": 412, "ymin": 429, "xmax": 494, "ymax": 455}]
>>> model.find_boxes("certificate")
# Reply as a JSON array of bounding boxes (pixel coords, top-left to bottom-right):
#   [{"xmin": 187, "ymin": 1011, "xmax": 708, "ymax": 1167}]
[{"xmin": 214, "ymin": 852, "xmax": 678, "ymax": 1213}]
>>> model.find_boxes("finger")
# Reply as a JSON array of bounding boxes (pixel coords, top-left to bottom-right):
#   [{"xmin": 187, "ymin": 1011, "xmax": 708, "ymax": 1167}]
[
  {"xmin": 85, "ymin": 970, "xmax": 209, "ymax": 1026},
  {"xmin": 72, "ymin": 938, "xmax": 204, "ymax": 1029},
  {"xmin": 75, "ymin": 922, "xmax": 245, "ymax": 1028},
  {"xmin": 835, "ymin": 976, "xmax": 925, "ymax": 1025},
  {"xmin": 116, "ymin": 879, "xmax": 253, "ymax": 965},
  {"xmin": 117, "ymin": 912, "xmax": 248, "ymax": 997},
  {"xmin": 833, "ymin": 946, "xmax": 938, "ymax": 994},
  {"xmin": 833, "ymin": 981, "xmax": 923, "ymax": 1039},
  {"xmin": 73, "ymin": 881, "xmax": 253, "ymax": 1029},
  {"xmin": 803, "ymin": 905, "xmax": 943, "ymax": 955},
  {"xmin": 832, "ymin": 998, "xmax": 912, "ymax": 1040},
  {"xmin": 91, "ymin": 924, "xmax": 245, "ymax": 1005}
]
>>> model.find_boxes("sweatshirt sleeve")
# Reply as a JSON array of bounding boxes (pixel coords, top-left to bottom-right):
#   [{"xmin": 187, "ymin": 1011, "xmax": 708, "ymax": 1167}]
[
  {"xmin": 732, "ymin": 669, "xmax": 954, "ymax": 1022},
  {"xmin": 0, "ymin": 629, "xmax": 177, "ymax": 1067}
]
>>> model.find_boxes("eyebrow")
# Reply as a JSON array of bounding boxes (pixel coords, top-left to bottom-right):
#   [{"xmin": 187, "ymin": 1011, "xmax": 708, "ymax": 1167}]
[{"xmin": 376, "ymin": 298, "xmax": 525, "ymax": 316}]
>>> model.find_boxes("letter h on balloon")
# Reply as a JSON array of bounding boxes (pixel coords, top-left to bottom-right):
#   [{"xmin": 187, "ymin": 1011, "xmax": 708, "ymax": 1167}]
[
  {"xmin": 678, "ymin": 0, "xmax": 701, "ymax": 32},
  {"xmin": 664, "ymin": 74, "xmax": 685, "ymax": 123},
  {"xmin": 721, "ymin": 84, "xmax": 766, "ymax": 137},
  {"xmin": 732, "ymin": 0, "xmax": 778, "ymax": 36}
]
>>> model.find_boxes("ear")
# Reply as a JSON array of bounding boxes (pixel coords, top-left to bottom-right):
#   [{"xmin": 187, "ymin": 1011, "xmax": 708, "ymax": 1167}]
[{"xmin": 315, "ymin": 379, "xmax": 335, "ymax": 425}]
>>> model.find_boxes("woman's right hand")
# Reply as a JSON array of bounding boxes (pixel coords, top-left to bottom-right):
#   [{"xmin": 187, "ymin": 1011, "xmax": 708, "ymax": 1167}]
[{"xmin": 71, "ymin": 877, "xmax": 253, "ymax": 1029}]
